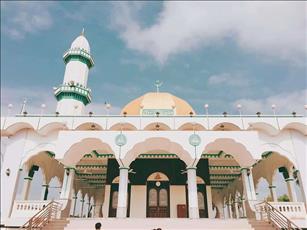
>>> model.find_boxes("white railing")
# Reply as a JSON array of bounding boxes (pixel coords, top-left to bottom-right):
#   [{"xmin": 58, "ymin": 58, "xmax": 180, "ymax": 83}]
[
  {"xmin": 255, "ymin": 201, "xmax": 303, "ymax": 229},
  {"xmin": 11, "ymin": 200, "xmax": 51, "ymax": 219},
  {"xmin": 268, "ymin": 202, "xmax": 306, "ymax": 219}
]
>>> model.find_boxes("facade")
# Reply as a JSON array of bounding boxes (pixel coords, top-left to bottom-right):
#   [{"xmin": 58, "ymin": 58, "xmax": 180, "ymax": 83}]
[{"xmin": 1, "ymin": 32, "xmax": 306, "ymax": 228}]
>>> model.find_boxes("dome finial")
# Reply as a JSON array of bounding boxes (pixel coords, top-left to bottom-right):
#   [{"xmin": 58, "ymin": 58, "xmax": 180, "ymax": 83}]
[{"xmin": 81, "ymin": 27, "xmax": 85, "ymax": 36}]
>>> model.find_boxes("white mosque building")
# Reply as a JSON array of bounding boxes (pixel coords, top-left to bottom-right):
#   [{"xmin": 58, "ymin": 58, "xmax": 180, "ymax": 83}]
[{"xmin": 1, "ymin": 32, "xmax": 306, "ymax": 229}]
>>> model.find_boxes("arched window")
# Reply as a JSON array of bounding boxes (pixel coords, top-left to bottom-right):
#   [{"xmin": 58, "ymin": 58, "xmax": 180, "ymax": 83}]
[
  {"xmin": 112, "ymin": 191, "xmax": 118, "ymax": 209},
  {"xmin": 159, "ymin": 189, "xmax": 168, "ymax": 207},
  {"xmin": 149, "ymin": 189, "xmax": 158, "ymax": 207},
  {"xmin": 198, "ymin": 192, "xmax": 205, "ymax": 209}
]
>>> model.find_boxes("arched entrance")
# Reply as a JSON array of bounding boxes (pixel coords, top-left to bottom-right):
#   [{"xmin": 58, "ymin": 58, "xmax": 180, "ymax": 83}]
[{"xmin": 146, "ymin": 172, "xmax": 170, "ymax": 218}]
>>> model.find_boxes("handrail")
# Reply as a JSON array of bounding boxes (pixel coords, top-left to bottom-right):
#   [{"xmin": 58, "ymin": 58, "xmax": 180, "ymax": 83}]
[
  {"xmin": 255, "ymin": 201, "xmax": 302, "ymax": 230},
  {"xmin": 19, "ymin": 200, "xmax": 62, "ymax": 229}
]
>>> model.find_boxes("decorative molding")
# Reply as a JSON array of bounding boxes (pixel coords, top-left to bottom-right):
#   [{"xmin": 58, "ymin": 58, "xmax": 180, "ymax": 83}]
[
  {"xmin": 54, "ymin": 84, "xmax": 92, "ymax": 105},
  {"xmin": 63, "ymin": 47, "xmax": 94, "ymax": 69}
]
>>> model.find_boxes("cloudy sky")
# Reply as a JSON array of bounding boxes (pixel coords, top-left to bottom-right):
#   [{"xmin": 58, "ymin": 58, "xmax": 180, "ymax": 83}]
[{"xmin": 1, "ymin": 1, "xmax": 306, "ymax": 115}]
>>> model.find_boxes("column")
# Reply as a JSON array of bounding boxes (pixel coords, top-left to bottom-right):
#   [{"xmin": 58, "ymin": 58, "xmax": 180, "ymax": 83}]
[
  {"xmin": 206, "ymin": 186, "xmax": 214, "ymax": 218},
  {"xmin": 40, "ymin": 184, "xmax": 49, "ymax": 200},
  {"xmin": 71, "ymin": 195, "xmax": 77, "ymax": 217},
  {"xmin": 60, "ymin": 168, "xmax": 75, "ymax": 199},
  {"xmin": 21, "ymin": 177, "xmax": 32, "ymax": 200},
  {"xmin": 241, "ymin": 198, "xmax": 247, "ymax": 218},
  {"xmin": 227, "ymin": 202, "xmax": 233, "ymax": 219},
  {"xmin": 92, "ymin": 204, "xmax": 96, "ymax": 218},
  {"xmin": 80, "ymin": 199, "xmax": 85, "ymax": 217},
  {"xmin": 234, "ymin": 201, "xmax": 239, "ymax": 219},
  {"xmin": 87, "ymin": 201, "xmax": 91, "ymax": 218},
  {"xmin": 285, "ymin": 178, "xmax": 298, "ymax": 202},
  {"xmin": 241, "ymin": 168, "xmax": 257, "ymax": 201},
  {"xmin": 187, "ymin": 167, "xmax": 199, "ymax": 219},
  {"xmin": 116, "ymin": 167, "xmax": 129, "ymax": 218},
  {"xmin": 268, "ymin": 185, "xmax": 278, "ymax": 202}
]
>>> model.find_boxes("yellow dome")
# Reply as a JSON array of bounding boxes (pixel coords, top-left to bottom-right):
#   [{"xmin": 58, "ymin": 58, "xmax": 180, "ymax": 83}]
[{"xmin": 121, "ymin": 92, "xmax": 195, "ymax": 116}]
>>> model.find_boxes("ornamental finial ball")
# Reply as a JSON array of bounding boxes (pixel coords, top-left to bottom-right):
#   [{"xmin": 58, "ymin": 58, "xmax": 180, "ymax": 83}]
[
  {"xmin": 304, "ymin": 105, "xmax": 307, "ymax": 110},
  {"xmin": 237, "ymin": 104, "xmax": 242, "ymax": 109},
  {"xmin": 271, "ymin": 104, "xmax": 276, "ymax": 109},
  {"xmin": 204, "ymin": 104, "xmax": 209, "ymax": 109},
  {"xmin": 41, "ymin": 104, "xmax": 46, "ymax": 108},
  {"xmin": 8, "ymin": 104, "xmax": 13, "ymax": 108}
]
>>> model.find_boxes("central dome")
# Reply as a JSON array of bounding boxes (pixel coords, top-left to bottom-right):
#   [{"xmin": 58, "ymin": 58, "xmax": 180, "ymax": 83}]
[{"xmin": 121, "ymin": 92, "xmax": 195, "ymax": 116}]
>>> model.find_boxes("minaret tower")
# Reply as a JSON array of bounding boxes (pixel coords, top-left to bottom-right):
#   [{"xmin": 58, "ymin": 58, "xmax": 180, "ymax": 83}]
[{"xmin": 54, "ymin": 29, "xmax": 94, "ymax": 115}]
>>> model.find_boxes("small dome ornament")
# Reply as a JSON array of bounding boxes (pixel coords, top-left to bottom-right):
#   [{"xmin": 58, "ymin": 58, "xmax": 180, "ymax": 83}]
[
  {"xmin": 189, "ymin": 134, "xmax": 201, "ymax": 147},
  {"xmin": 115, "ymin": 134, "xmax": 127, "ymax": 147}
]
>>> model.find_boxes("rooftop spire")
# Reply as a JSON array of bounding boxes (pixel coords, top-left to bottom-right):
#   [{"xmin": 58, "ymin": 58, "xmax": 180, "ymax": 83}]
[
  {"xmin": 154, "ymin": 80, "xmax": 163, "ymax": 93},
  {"xmin": 81, "ymin": 27, "xmax": 85, "ymax": 36}
]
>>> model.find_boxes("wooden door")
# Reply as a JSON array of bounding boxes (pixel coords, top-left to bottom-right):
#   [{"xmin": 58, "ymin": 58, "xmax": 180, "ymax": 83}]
[{"xmin": 147, "ymin": 181, "xmax": 170, "ymax": 217}]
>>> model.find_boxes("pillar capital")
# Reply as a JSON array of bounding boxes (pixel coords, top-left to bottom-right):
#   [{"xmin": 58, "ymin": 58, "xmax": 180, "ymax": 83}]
[{"xmin": 186, "ymin": 166, "xmax": 197, "ymax": 170}]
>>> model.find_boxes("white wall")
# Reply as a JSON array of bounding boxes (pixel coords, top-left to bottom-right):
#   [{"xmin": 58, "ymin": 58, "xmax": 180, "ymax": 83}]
[
  {"xmin": 170, "ymin": 185, "xmax": 186, "ymax": 218},
  {"xmin": 130, "ymin": 185, "xmax": 146, "ymax": 218}
]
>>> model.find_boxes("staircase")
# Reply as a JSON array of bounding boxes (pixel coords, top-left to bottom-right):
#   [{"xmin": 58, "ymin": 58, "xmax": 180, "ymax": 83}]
[
  {"xmin": 44, "ymin": 219, "xmax": 70, "ymax": 230},
  {"xmin": 64, "ymin": 218, "xmax": 256, "ymax": 230},
  {"xmin": 248, "ymin": 219, "xmax": 275, "ymax": 230}
]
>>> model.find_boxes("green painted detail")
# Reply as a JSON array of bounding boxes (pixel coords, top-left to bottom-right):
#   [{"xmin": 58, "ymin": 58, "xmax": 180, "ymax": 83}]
[
  {"xmin": 138, "ymin": 153, "xmax": 178, "ymax": 158},
  {"xmin": 210, "ymin": 178, "xmax": 235, "ymax": 182},
  {"xmin": 210, "ymin": 174, "xmax": 241, "ymax": 177},
  {"xmin": 28, "ymin": 165, "xmax": 39, "ymax": 177},
  {"xmin": 46, "ymin": 151, "xmax": 55, "ymax": 158},
  {"xmin": 202, "ymin": 151, "xmax": 233, "ymax": 159},
  {"xmin": 261, "ymin": 151, "xmax": 273, "ymax": 159},
  {"xmin": 278, "ymin": 167, "xmax": 289, "ymax": 180},
  {"xmin": 209, "ymin": 165, "xmax": 240, "ymax": 170},
  {"xmin": 76, "ymin": 173, "xmax": 107, "ymax": 177},
  {"xmin": 63, "ymin": 48, "xmax": 94, "ymax": 69},
  {"xmin": 76, "ymin": 165, "xmax": 107, "ymax": 169},
  {"xmin": 83, "ymin": 151, "xmax": 114, "ymax": 158},
  {"xmin": 54, "ymin": 84, "xmax": 91, "ymax": 105},
  {"xmin": 142, "ymin": 109, "xmax": 174, "ymax": 116}
]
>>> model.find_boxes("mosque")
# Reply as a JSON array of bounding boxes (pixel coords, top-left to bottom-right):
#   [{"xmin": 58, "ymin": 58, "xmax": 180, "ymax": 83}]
[{"xmin": 1, "ymin": 31, "xmax": 306, "ymax": 229}]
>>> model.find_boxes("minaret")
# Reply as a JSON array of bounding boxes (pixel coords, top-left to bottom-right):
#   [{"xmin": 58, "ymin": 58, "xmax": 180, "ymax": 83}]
[{"xmin": 54, "ymin": 29, "xmax": 94, "ymax": 115}]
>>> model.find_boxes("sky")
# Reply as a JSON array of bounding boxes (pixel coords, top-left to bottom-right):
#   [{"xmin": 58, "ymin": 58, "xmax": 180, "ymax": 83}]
[{"xmin": 1, "ymin": 1, "xmax": 306, "ymax": 116}]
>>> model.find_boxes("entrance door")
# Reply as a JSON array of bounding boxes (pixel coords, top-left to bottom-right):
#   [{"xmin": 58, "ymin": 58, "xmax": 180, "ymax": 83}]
[{"xmin": 147, "ymin": 181, "xmax": 170, "ymax": 217}]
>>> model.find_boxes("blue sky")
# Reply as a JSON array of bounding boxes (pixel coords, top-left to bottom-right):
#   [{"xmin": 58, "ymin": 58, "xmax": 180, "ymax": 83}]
[{"xmin": 1, "ymin": 1, "xmax": 306, "ymax": 115}]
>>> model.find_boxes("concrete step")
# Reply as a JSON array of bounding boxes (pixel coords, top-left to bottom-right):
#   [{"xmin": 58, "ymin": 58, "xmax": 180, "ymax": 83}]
[
  {"xmin": 248, "ymin": 219, "xmax": 275, "ymax": 230},
  {"xmin": 65, "ymin": 218, "xmax": 255, "ymax": 230},
  {"xmin": 44, "ymin": 219, "xmax": 69, "ymax": 230}
]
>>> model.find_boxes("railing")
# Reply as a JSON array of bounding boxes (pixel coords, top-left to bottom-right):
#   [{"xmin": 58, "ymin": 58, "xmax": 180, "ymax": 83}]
[
  {"xmin": 11, "ymin": 200, "xmax": 51, "ymax": 219},
  {"xmin": 255, "ymin": 201, "xmax": 302, "ymax": 230},
  {"xmin": 19, "ymin": 201, "xmax": 62, "ymax": 229}
]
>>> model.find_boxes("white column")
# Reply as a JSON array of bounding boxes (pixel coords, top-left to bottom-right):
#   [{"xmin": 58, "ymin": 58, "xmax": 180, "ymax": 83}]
[
  {"xmin": 269, "ymin": 185, "xmax": 278, "ymax": 202},
  {"xmin": 206, "ymin": 186, "xmax": 214, "ymax": 218},
  {"xmin": 60, "ymin": 168, "xmax": 75, "ymax": 199},
  {"xmin": 80, "ymin": 199, "xmax": 85, "ymax": 218},
  {"xmin": 227, "ymin": 203, "xmax": 233, "ymax": 219},
  {"xmin": 286, "ymin": 178, "xmax": 298, "ymax": 202},
  {"xmin": 40, "ymin": 184, "xmax": 49, "ymax": 200},
  {"xmin": 241, "ymin": 168, "xmax": 257, "ymax": 201},
  {"xmin": 234, "ymin": 201, "xmax": 239, "ymax": 219},
  {"xmin": 21, "ymin": 177, "xmax": 32, "ymax": 200},
  {"xmin": 187, "ymin": 167, "xmax": 199, "ymax": 219},
  {"xmin": 116, "ymin": 167, "xmax": 129, "ymax": 218},
  {"xmin": 71, "ymin": 196, "xmax": 77, "ymax": 217},
  {"xmin": 241, "ymin": 198, "xmax": 247, "ymax": 218}
]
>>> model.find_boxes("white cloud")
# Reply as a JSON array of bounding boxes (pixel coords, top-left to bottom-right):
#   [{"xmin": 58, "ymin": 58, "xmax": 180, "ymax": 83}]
[
  {"xmin": 208, "ymin": 73, "xmax": 249, "ymax": 87},
  {"xmin": 233, "ymin": 89, "xmax": 307, "ymax": 114},
  {"xmin": 1, "ymin": 2, "xmax": 54, "ymax": 40},
  {"xmin": 111, "ymin": 2, "xmax": 306, "ymax": 64}
]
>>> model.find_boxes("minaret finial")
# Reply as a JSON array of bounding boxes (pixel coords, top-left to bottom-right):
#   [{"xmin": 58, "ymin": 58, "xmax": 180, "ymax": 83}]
[
  {"xmin": 154, "ymin": 80, "xmax": 163, "ymax": 93},
  {"xmin": 81, "ymin": 28, "xmax": 85, "ymax": 36}
]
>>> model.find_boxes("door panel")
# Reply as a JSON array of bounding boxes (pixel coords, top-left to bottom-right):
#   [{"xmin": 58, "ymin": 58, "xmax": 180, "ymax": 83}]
[{"xmin": 146, "ymin": 181, "xmax": 170, "ymax": 218}]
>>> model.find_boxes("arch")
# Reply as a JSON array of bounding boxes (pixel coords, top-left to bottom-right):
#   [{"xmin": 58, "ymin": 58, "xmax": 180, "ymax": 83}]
[
  {"xmin": 178, "ymin": 123, "xmax": 206, "ymax": 131},
  {"xmin": 75, "ymin": 122, "xmax": 103, "ymax": 131},
  {"xmin": 281, "ymin": 122, "xmax": 307, "ymax": 136},
  {"xmin": 123, "ymin": 137, "xmax": 193, "ymax": 166},
  {"xmin": 203, "ymin": 138, "xmax": 255, "ymax": 167},
  {"xmin": 109, "ymin": 123, "xmax": 137, "ymax": 131},
  {"xmin": 22, "ymin": 151, "xmax": 64, "ymax": 185},
  {"xmin": 4, "ymin": 122, "xmax": 35, "ymax": 136},
  {"xmin": 61, "ymin": 138, "xmax": 115, "ymax": 166},
  {"xmin": 147, "ymin": 172, "xmax": 169, "ymax": 181},
  {"xmin": 212, "ymin": 122, "xmax": 241, "ymax": 131},
  {"xmin": 38, "ymin": 122, "xmax": 68, "ymax": 136},
  {"xmin": 144, "ymin": 122, "xmax": 171, "ymax": 131},
  {"xmin": 248, "ymin": 122, "xmax": 278, "ymax": 136}
]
